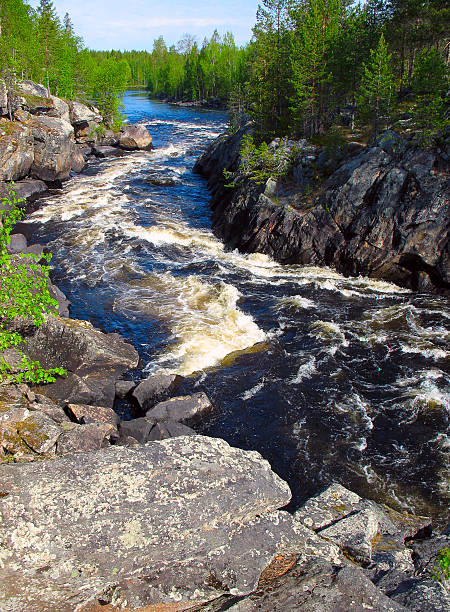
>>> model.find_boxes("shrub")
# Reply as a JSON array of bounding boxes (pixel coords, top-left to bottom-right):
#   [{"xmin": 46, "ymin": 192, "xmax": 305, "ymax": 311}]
[
  {"xmin": 0, "ymin": 187, "xmax": 66, "ymax": 384},
  {"xmin": 433, "ymin": 547, "xmax": 450, "ymax": 583}
]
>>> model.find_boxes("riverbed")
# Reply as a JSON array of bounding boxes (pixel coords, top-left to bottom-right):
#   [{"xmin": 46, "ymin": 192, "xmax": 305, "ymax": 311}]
[{"xmin": 21, "ymin": 90, "xmax": 449, "ymax": 524}]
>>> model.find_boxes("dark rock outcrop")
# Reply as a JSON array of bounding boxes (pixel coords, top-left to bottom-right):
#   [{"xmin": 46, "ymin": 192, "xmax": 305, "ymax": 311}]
[
  {"xmin": 29, "ymin": 115, "xmax": 74, "ymax": 181},
  {"xmin": 195, "ymin": 129, "xmax": 449, "ymax": 293}
]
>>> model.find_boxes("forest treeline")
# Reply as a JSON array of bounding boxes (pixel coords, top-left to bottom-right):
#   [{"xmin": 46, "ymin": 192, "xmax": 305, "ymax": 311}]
[
  {"xmin": 1, "ymin": 0, "xmax": 448, "ymax": 138},
  {"xmin": 93, "ymin": 0, "xmax": 449, "ymax": 140},
  {"xmin": 0, "ymin": 0, "xmax": 130, "ymax": 125}
]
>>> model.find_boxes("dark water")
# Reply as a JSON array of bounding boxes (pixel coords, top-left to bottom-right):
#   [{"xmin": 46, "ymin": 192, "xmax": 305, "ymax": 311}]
[{"xmin": 22, "ymin": 90, "xmax": 449, "ymax": 524}]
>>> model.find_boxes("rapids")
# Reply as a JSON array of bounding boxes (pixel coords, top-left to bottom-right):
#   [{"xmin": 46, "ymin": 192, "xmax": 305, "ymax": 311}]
[{"xmin": 20, "ymin": 90, "xmax": 449, "ymax": 524}]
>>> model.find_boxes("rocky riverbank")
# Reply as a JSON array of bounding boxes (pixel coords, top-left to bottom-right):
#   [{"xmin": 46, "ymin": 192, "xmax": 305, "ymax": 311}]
[
  {"xmin": 0, "ymin": 80, "xmax": 153, "ymax": 202},
  {"xmin": 194, "ymin": 126, "xmax": 449, "ymax": 294}
]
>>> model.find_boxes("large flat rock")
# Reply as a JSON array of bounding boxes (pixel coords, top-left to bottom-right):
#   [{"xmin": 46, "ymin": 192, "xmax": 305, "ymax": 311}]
[{"xmin": 0, "ymin": 436, "xmax": 298, "ymax": 610}]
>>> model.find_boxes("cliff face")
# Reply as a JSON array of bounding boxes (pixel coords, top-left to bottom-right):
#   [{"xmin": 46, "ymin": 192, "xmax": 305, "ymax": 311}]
[{"xmin": 195, "ymin": 128, "xmax": 449, "ymax": 294}]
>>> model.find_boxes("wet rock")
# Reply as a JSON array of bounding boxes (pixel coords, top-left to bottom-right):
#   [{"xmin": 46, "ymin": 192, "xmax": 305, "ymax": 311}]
[
  {"xmin": 92, "ymin": 145, "xmax": 124, "ymax": 158},
  {"xmin": 66, "ymin": 403, "xmax": 119, "ymax": 426},
  {"xmin": 115, "ymin": 379, "xmax": 135, "ymax": 398},
  {"xmin": 132, "ymin": 373, "xmax": 182, "ymax": 412},
  {"xmin": 119, "ymin": 124, "xmax": 153, "ymax": 150},
  {"xmin": 0, "ymin": 436, "xmax": 297, "ymax": 609},
  {"xmin": 30, "ymin": 115, "xmax": 74, "ymax": 181},
  {"xmin": 145, "ymin": 392, "xmax": 213, "ymax": 425},
  {"xmin": 390, "ymin": 577, "xmax": 449, "ymax": 611},
  {"xmin": 0, "ymin": 120, "xmax": 34, "ymax": 181},
  {"xmin": 147, "ymin": 176, "xmax": 176, "ymax": 186},
  {"xmin": 56, "ymin": 421, "xmax": 117, "ymax": 455},
  {"xmin": 6, "ymin": 233, "xmax": 27, "ymax": 254}
]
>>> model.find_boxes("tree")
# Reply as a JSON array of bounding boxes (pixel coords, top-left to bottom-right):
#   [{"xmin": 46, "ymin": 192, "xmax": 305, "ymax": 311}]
[
  {"xmin": 290, "ymin": 0, "xmax": 342, "ymax": 137},
  {"xmin": 357, "ymin": 34, "xmax": 395, "ymax": 137},
  {"xmin": 93, "ymin": 58, "xmax": 131, "ymax": 126},
  {"xmin": 36, "ymin": 0, "xmax": 60, "ymax": 96}
]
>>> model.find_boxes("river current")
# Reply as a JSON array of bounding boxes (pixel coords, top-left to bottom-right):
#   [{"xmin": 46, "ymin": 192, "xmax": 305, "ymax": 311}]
[{"xmin": 21, "ymin": 90, "xmax": 449, "ymax": 524}]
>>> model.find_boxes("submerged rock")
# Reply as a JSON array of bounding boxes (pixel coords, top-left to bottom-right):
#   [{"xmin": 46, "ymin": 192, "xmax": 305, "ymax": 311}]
[{"xmin": 0, "ymin": 436, "xmax": 298, "ymax": 609}]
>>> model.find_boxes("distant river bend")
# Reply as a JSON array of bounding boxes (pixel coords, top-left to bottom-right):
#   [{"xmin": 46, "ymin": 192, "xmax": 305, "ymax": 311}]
[{"xmin": 22, "ymin": 90, "xmax": 449, "ymax": 525}]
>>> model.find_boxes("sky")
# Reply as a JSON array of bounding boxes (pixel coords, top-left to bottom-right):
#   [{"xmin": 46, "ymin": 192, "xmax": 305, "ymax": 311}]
[{"xmin": 28, "ymin": 0, "xmax": 261, "ymax": 51}]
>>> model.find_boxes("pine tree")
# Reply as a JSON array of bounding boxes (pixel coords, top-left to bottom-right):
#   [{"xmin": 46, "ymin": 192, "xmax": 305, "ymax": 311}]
[
  {"xmin": 290, "ymin": 0, "xmax": 342, "ymax": 137},
  {"xmin": 357, "ymin": 33, "xmax": 395, "ymax": 137},
  {"xmin": 36, "ymin": 0, "xmax": 60, "ymax": 96}
]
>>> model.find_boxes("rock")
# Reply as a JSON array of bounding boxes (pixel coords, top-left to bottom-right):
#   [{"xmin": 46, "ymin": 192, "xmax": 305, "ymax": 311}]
[
  {"xmin": 18, "ymin": 80, "xmax": 48, "ymax": 98},
  {"xmin": 49, "ymin": 95, "xmax": 70, "ymax": 122},
  {"xmin": 118, "ymin": 416, "xmax": 156, "ymax": 443},
  {"xmin": 119, "ymin": 417, "xmax": 196, "ymax": 443},
  {"xmin": 48, "ymin": 281, "xmax": 70, "ymax": 317},
  {"xmin": 146, "ymin": 392, "xmax": 213, "ymax": 425},
  {"xmin": 119, "ymin": 124, "xmax": 153, "ymax": 150},
  {"xmin": 202, "ymin": 558, "xmax": 407, "ymax": 612},
  {"xmin": 148, "ymin": 420, "xmax": 197, "ymax": 440},
  {"xmin": 28, "ymin": 393, "xmax": 69, "ymax": 424},
  {"xmin": 68, "ymin": 100, "xmax": 102, "ymax": 127},
  {"xmin": 6, "ymin": 233, "xmax": 27, "ymax": 254},
  {"xmin": 318, "ymin": 508, "xmax": 379, "ymax": 565},
  {"xmin": 293, "ymin": 484, "xmax": 425, "ymax": 573},
  {"xmin": 10, "ymin": 177, "xmax": 47, "ymax": 200},
  {"xmin": 132, "ymin": 373, "xmax": 182, "ymax": 412},
  {"xmin": 197, "ymin": 129, "xmax": 450, "ymax": 293},
  {"xmin": 98, "ymin": 129, "xmax": 118, "ymax": 146},
  {"xmin": 0, "ymin": 436, "xmax": 299, "ymax": 609},
  {"xmin": 0, "ymin": 120, "xmax": 34, "ymax": 181},
  {"xmin": 30, "ymin": 115, "xmax": 75, "ymax": 182},
  {"xmin": 66, "ymin": 403, "xmax": 119, "ymax": 426},
  {"xmin": 390, "ymin": 577, "xmax": 449, "ymax": 611},
  {"xmin": 92, "ymin": 145, "xmax": 124, "ymax": 158},
  {"xmin": 115, "ymin": 380, "xmax": 135, "ymax": 398},
  {"xmin": 21, "ymin": 315, "xmax": 138, "ymax": 408},
  {"xmin": 147, "ymin": 176, "xmax": 177, "ymax": 186},
  {"xmin": 70, "ymin": 144, "xmax": 86, "ymax": 172},
  {"xmin": 56, "ymin": 422, "xmax": 117, "ymax": 455},
  {"xmin": 0, "ymin": 409, "xmax": 62, "ymax": 458}
]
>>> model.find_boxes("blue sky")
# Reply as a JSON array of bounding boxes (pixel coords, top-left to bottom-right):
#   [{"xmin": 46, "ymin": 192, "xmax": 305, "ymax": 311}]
[{"xmin": 29, "ymin": 0, "xmax": 260, "ymax": 50}]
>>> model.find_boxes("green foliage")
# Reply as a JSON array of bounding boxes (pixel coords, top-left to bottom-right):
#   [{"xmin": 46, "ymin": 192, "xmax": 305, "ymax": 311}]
[
  {"xmin": 356, "ymin": 34, "xmax": 396, "ymax": 137},
  {"xmin": 0, "ymin": 187, "xmax": 66, "ymax": 384},
  {"xmin": 225, "ymin": 134, "xmax": 295, "ymax": 186},
  {"xmin": 433, "ymin": 547, "xmax": 450, "ymax": 582}
]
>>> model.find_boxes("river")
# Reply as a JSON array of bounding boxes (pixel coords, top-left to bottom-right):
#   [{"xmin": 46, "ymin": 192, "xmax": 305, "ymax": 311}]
[{"xmin": 21, "ymin": 90, "xmax": 449, "ymax": 525}]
